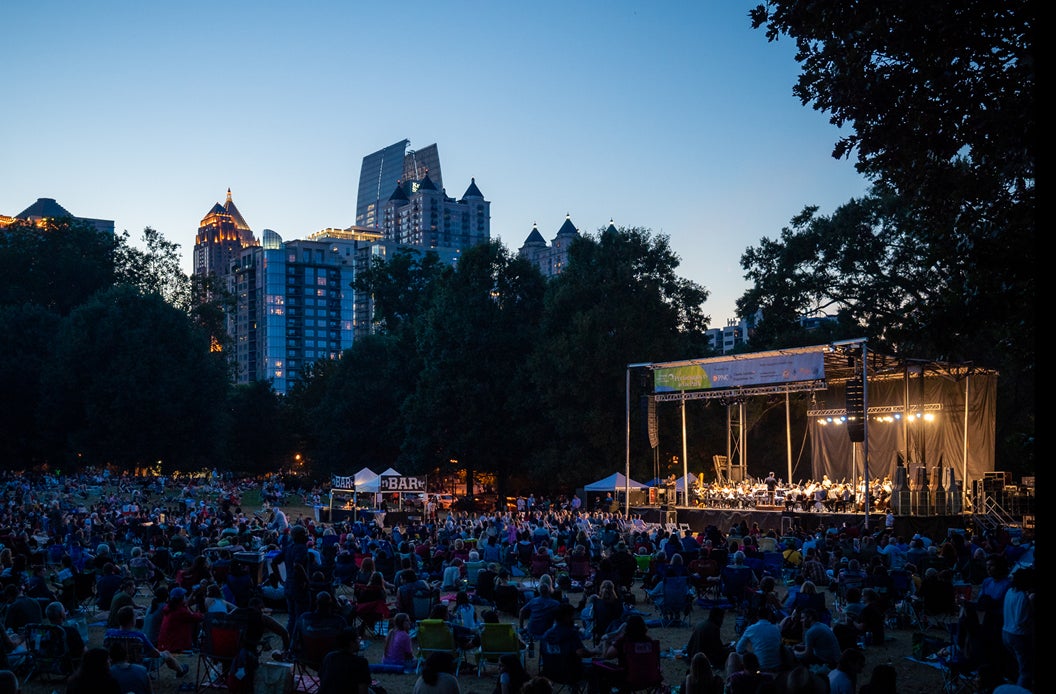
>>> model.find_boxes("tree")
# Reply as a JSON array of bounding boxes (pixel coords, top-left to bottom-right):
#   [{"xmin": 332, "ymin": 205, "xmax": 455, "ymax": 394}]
[
  {"xmin": 400, "ymin": 241, "xmax": 546, "ymax": 503},
  {"xmin": 222, "ymin": 380, "xmax": 293, "ymax": 476},
  {"xmin": 0, "ymin": 217, "xmax": 116, "ymax": 315},
  {"xmin": 114, "ymin": 227, "xmax": 191, "ymax": 311},
  {"xmin": 0, "ymin": 304, "xmax": 62, "ymax": 467},
  {"xmin": 529, "ymin": 225, "xmax": 712, "ymax": 490},
  {"xmin": 304, "ymin": 334, "xmax": 418, "ymax": 478},
  {"xmin": 39, "ymin": 285, "xmax": 229, "ymax": 471},
  {"xmin": 747, "ymin": 1, "xmax": 1034, "ymax": 472}
]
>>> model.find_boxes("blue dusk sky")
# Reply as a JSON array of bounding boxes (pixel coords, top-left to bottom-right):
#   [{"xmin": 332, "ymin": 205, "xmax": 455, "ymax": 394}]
[{"xmin": 1, "ymin": 1, "xmax": 870, "ymax": 324}]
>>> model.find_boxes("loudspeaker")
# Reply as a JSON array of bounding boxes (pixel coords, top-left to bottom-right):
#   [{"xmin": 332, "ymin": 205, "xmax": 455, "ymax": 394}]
[{"xmin": 845, "ymin": 380, "xmax": 865, "ymax": 442}]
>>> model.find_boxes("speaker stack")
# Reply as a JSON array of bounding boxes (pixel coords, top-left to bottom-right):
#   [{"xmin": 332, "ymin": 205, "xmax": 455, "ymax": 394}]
[
  {"xmin": 845, "ymin": 380, "xmax": 865, "ymax": 442},
  {"xmin": 891, "ymin": 464, "xmax": 911, "ymax": 515}
]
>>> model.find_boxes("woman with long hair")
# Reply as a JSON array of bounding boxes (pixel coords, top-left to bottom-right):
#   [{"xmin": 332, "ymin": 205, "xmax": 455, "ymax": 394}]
[
  {"xmin": 381, "ymin": 613, "xmax": 414, "ymax": 669},
  {"xmin": 495, "ymin": 652, "xmax": 529, "ymax": 694},
  {"xmin": 66, "ymin": 647, "xmax": 121, "ymax": 694},
  {"xmin": 683, "ymin": 652, "xmax": 723, "ymax": 694}
]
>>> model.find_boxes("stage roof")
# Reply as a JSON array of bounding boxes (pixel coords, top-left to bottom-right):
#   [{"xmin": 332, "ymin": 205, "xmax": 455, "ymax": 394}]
[{"xmin": 639, "ymin": 339, "xmax": 996, "ymax": 402}]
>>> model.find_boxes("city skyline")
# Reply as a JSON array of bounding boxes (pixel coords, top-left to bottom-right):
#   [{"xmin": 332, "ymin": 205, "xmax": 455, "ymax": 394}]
[{"xmin": 1, "ymin": 2, "xmax": 870, "ymax": 323}]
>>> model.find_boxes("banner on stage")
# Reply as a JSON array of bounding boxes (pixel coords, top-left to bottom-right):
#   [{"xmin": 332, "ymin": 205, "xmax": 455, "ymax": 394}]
[{"xmin": 653, "ymin": 351, "xmax": 825, "ymax": 393}]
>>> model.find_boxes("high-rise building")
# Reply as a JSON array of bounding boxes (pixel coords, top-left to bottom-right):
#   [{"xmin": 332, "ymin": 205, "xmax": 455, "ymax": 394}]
[
  {"xmin": 379, "ymin": 174, "xmax": 489, "ymax": 250},
  {"xmin": 356, "ymin": 140, "xmax": 443, "ymax": 229},
  {"xmin": 230, "ymin": 226, "xmax": 380, "ymax": 394},
  {"xmin": 1, "ymin": 197, "xmax": 114, "ymax": 234},
  {"xmin": 193, "ymin": 189, "xmax": 258, "ymax": 281},
  {"xmin": 518, "ymin": 214, "xmax": 586, "ymax": 278}
]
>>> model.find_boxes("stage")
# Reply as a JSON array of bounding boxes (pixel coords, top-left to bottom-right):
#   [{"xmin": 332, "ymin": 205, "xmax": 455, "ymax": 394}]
[{"xmin": 631, "ymin": 505, "xmax": 970, "ymax": 540}]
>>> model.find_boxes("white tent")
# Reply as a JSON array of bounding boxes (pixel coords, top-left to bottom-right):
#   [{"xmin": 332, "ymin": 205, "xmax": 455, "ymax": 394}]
[
  {"xmin": 357, "ymin": 467, "xmax": 401, "ymax": 493},
  {"xmin": 583, "ymin": 472, "xmax": 648, "ymax": 491},
  {"xmin": 353, "ymin": 468, "xmax": 378, "ymax": 487}
]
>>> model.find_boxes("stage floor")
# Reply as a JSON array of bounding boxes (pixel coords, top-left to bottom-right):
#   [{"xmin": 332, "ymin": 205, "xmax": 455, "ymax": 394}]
[{"xmin": 631, "ymin": 505, "xmax": 970, "ymax": 539}]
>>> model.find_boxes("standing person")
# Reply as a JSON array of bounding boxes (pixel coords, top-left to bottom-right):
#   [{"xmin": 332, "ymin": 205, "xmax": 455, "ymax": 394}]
[
  {"xmin": 271, "ymin": 524, "xmax": 315, "ymax": 638},
  {"xmin": 827, "ymin": 648, "xmax": 865, "ymax": 694},
  {"xmin": 764, "ymin": 472, "xmax": 779, "ymax": 505},
  {"xmin": 969, "ymin": 554, "xmax": 1012, "ymax": 673},
  {"xmin": 1001, "ymin": 566, "xmax": 1034, "ymax": 690},
  {"xmin": 317, "ymin": 628, "xmax": 370, "ymax": 694}
]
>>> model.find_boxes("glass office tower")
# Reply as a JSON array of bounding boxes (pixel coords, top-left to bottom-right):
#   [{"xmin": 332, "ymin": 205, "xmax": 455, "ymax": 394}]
[{"xmin": 355, "ymin": 140, "xmax": 443, "ymax": 228}]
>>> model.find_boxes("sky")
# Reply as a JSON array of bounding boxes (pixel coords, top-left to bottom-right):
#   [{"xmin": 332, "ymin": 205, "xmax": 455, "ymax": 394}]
[{"xmin": 1, "ymin": 1, "xmax": 870, "ymax": 324}]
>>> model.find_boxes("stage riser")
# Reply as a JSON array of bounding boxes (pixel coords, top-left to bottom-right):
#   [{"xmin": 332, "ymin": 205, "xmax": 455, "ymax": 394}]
[{"xmin": 631, "ymin": 506, "xmax": 968, "ymax": 539}]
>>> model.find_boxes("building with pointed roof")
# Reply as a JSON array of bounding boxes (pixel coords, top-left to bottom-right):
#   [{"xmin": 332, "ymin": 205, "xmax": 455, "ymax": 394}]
[
  {"xmin": 1, "ymin": 197, "xmax": 114, "ymax": 234},
  {"xmin": 193, "ymin": 189, "xmax": 259, "ymax": 281},
  {"xmin": 380, "ymin": 173, "xmax": 490, "ymax": 250},
  {"xmin": 517, "ymin": 214, "xmax": 584, "ymax": 277}
]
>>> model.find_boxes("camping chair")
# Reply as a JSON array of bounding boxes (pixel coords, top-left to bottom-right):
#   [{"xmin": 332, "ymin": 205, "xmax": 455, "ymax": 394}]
[
  {"xmin": 936, "ymin": 622, "xmax": 980, "ymax": 694},
  {"xmin": 567, "ymin": 557, "xmax": 591, "ymax": 584},
  {"xmin": 620, "ymin": 638, "xmax": 664, "ymax": 693},
  {"xmin": 476, "ymin": 622, "xmax": 526, "ymax": 677},
  {"xmin": 411, "ymin": 588, "xmax": 437, "ymax": 624},
  {"xmin": 292, "ymin": 625, "xmax": 342, "ymax": 693},
  {"xmin": 635, "ymin": 554, "xmax": 652, "ymax": 580},
  {"xmin": 195, "ymin": 613, "xmax": 247, "ymax": 692},
  {"xmin": 539, "ymin": 630, "xmax": 586, "ymax": 693},
  {"xmin": 104, "ymin": 634, "xmax": 162, "ymax": 680},
  {"xmin": 22, "ymin": 623, "xmax": 72, "ymax": 683},
  {"xmin": 656, "ymin": 575, "xmax": 691, "ymax": 627},
  {"xmin": 835, "ymin": 572, "xmax": 865, "ymax": 610},
  {"xmin": 761, "ymin": 552, "xmax": 785, "ymax": 582},
  {"xmin": 129, "ymin": 562, "xmax": 156, "ymax": 597},
  {"xmin": 414, "ymin": 619, "xmax": 464, "ymax": 676},
  {"xmin": 530, "ymin": 555, "xmax": 552, "ymax": 579}
]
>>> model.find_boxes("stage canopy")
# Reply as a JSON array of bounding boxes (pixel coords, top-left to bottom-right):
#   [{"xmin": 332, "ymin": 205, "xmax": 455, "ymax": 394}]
[
  {"xmin": 633, "ymin": 339, "xmax": 997, "ymax": 493},
  {"xmin": 358, "ymin": 467, "xmax": 402, "ymax": 493},
  {"xmin": 585, "ymin": 472, "xmax": 648, "ymax": 492}
]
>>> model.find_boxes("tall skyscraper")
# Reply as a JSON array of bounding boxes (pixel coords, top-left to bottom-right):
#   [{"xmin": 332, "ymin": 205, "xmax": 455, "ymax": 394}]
[
  {"xmin": 230, "ymin": 227, "xmax": 380, "ymax": 394},
  {"xmin": 355, "ymin": 140, "xmax": 443, "ymax": 229},
  {"xmin": 193, "ymin": 189, "xmax": 258, "ymax": 280}
]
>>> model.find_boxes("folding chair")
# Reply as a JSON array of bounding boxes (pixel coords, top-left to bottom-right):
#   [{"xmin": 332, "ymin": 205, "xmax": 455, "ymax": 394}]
[
  {"xmin": 414, "ymin": 619, "xmax": 464, "ymax": 676},
  {"xmin": 538, "ymin": 632, "xmax": 586, "ymax": 693},
  {"xmin": 937, "ymin": 622, "xmax": 980, "ymax": 694},
  {"xmin": 567, "ymin": 557, "xmax": 591, "ymax": 584},
  {"xmin": 476, "ymin": 622, "xmax": 526, "ymax": 677},
  {"xmin": 761, "ymin": 552, "xmax": 784, "ymax": 582},
  {"xmin": 292, "ymin": 625, "xmax": 341, "ymax": 693},
  {"xmin": 621, "ymin": 638, "xmax": 664, "ymax": 693},
  {"xmin": 195, "ymin": 613, "xmax": 247, "ymax": 692},
  {"xmin": 22, "ymin": 623, "xmax": 71, "ymax": 683},
  {"xmin": 411, "ymin": 589, "xmax": 437, "ymax": 624},
  {"xmin": 656, "ymin": 576, "xmax": 691, "ymax": 627},
  {"xmin": 104, "ymin": 634, "xmax": 162, "ymax": 680},
  {"xmin": 530, "ymin": 556, "xmax": 552, "ymax": 579}
]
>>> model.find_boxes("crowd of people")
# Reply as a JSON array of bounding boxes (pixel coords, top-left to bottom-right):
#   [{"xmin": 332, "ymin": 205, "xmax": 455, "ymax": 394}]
[{"xmin": 0, "ymin": 468, "xmax": 1034, "ymax": 694}]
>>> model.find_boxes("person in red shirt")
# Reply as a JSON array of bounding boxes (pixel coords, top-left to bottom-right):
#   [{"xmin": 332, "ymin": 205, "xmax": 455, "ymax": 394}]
[{"xmin": 157, "ymin": 587, "xmax": 204, "ymax": 652}]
